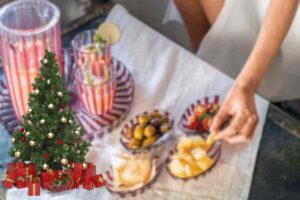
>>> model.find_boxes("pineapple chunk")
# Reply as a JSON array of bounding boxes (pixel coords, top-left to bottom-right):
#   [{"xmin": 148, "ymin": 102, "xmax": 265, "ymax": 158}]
[
  {"xmin": 190, "ymin": 147, "xmax": 207, "ymax": 160},
  {"xmin": 177, "ymin": 136, "xmax": 193, "ymax": 152},
  {"xmin": 206, "ymin": 131, "xmax": 217, "ymax": 145},
  {"xmin": 168, "ymin": 158, "xmax": 185, "ymax": 175},
  {"xmin": 196, "ymin": 156, "xmax": 214, "ymax": 171},
  {"xmin": 184, "ymin": 162, "xmax": 203, "ymax": 177},
  {"xmin": 191, "ymin": 137, "xmax": 206, "ymax": 148},
  {"xmin": 177, "ymin": 136, "xmax": 207, "ymax": 152},
  {"xmin": 178, "ymin": 151, "xmax": 195, "ymax": 163}
]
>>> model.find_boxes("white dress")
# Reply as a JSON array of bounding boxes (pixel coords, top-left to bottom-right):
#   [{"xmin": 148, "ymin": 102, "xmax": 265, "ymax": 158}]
[{"xmin": 164, "ymin": 0, "xmax": 300, "ymax": 101}]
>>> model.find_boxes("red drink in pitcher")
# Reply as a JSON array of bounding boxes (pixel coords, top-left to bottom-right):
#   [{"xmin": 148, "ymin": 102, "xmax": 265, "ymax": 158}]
[{"xmin": 0, "ymin": 0, "xmax": 63, "ymax": 120}]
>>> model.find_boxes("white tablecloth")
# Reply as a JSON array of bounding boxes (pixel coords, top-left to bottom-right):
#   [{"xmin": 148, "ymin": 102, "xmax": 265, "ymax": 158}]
[{"xmin": 7, "ymin": 4, "xmax": 269, "ymax": 200}]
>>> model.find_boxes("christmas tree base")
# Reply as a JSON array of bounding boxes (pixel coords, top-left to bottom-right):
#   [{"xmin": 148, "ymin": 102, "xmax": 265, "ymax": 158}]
[{"xmin": 0, "ymin": 50, "xmax": 134, "ymax": 141}]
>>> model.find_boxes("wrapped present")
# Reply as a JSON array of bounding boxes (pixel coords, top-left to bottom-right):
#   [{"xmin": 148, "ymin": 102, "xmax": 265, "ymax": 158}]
[
  {"xmin": 93, "ymin": 174, "xmax": 105, "ymax": 188},
  {"xmin": 2, "ymin": 162, "xmax": 27, "ymax": 188},
  {"xmin": 28, "ymin": 177, "xmax": 40, "ymax": 196},
  {"xmin": 82, "ymin": 163, "xmax": 96, "ymax": 190},
  {"xmin": 15, "ymin": 176, "xmax": 27, "ymax": 189},
  {"xmin": 2, "ymin": 173, "xmax": 16, "ymax": 189},
  {"xmin": 41, "ymin": 169, "xmax": 61, "ymax": 189},
  {"xmin": 15, "ymin": 163, "xmax": 36, "ymax": 188},
  {"xmin": 45, "ymin": 180, "xmax": 70, "ymax": 193},
  {"xmin": 69, "ymin": 162, "xmax": 83, "ymax": 189},
  {"xmin": 18, "ymin": 163, "xmax": 36, "ymax": 178}
]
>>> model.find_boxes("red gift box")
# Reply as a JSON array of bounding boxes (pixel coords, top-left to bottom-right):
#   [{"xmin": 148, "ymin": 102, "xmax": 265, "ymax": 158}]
[
  {"xmin": 41, "ymin": 169, "xmax": 61, "ymax": 189},
  {"xmin": 69, "ymin": 162, "xmax": 83, "ymax": 189},
  {"xmin": 2, "ymin": 173, "xmax": 16, "ymax": 189},
  {"xmin": 18, "ymin": 164, "xmax": 36, "ymax": 177},
  {"xmin": 15, "ymin": 176, "xmax": 27, "ymax": 189},
  {"xmin": 28, "ymin": 177, "xmax": 40, "ymax": 196},
  {"xmin": 15, "ymin": 163, "xmax": 36, "ymax": 188},
  {"xmin": 82, "ymin": 163, "xmax": 96, "ymax": 190},
  {"xmin": 93, "ymin": 174, "xmax": 105, "ymax": 188}
]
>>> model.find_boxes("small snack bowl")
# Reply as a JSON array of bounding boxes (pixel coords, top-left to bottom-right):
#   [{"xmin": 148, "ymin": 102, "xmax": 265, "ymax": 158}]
[
  {"xmin": 179, "ymin": 95, "xmax": 220, "ymax": 134},
  {"xmin": 120, "ymin": 110, "xmax": 175, "ymax": 153},
  {"xmin": 104, "ymin": 150, "xmax": 168, "ymax": 197},
  {"xmin": 166, "ymin": 133, "xmax": 221, "ymax": 181}
]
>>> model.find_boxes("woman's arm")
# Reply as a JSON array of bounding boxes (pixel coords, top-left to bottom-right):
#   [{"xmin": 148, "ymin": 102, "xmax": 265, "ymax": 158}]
[{"xmin": 212, "ymin": 0, "xmax": 299, "ymax": 143}]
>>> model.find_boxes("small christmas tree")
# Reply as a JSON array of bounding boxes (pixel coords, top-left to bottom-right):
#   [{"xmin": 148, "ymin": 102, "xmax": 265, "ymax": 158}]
[{"xmin": 9, "ymin": 49, "xmax": 91, "ymax": 171}]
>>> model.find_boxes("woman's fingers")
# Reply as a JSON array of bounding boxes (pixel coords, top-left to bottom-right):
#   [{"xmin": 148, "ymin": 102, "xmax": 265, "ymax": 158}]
[
  {"xmin": 210, "ymin": 107, "xmax": 229, "ymax": 131},
  {"xmin": 223, "ymin": 114, "xmax": 258, "ymax": 144},
  {"xmin": 241, "ymin": 114, "xmax": 258, "ymax": 139},
  {"xmin": 216, "ymin": 110, "xmax": 248, "ymax": 140}
]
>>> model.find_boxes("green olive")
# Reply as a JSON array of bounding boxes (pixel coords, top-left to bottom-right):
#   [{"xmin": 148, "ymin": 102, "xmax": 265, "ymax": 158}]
[
  {"xmin": 144, "ymin": 125, "xmax": 156, "ymax": 138},
  {"xmin": 142, "ymin": 136, "xmax": 157, "ymax": 148},
  {"xmin": 128, "ymin": 139, "xmax": 141, "ymax": 149},
  {"xmin": 133, "ymin": 125, "xmax": 144, "ymax": 140},
  {"xmin": 160, "ymin": 122, "xmax": 170, "ymax": 133},
  {"xmin": 161, "ymin": 116, "xmax": 169, "ymax": 123},
  {"xmin": 138, "ymin": 115, "xmax": 150, "ymax": 125},
  {"xmin": 150, "ymin": 111, "xmax": 161, "ymax": 119}
]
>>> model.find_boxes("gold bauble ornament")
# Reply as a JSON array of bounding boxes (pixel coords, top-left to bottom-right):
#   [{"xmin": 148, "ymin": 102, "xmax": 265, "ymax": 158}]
[
  {"xmin": 15, "ymin": 151, "xmax": 21, "ymax": 158},
  {"xmin": 42, "ymin": 163, "xmax": 49, "ymax": 170},
  {"xmin": 61, "ymin": 158, "xmax": 68, "ymax": 165},
  {"xmin": 40, "ymin": 119, "xmax": 45, "ymax": 124},
  {"xmin": 82, "ymin": 162, "xmax": 87, "ymax": 170},
  {"xmin": 34, "ymin": 89, "xmax": 39, "ymax": 95},
  {"xmin": 25, "ymin": 131, "xmax": 30, "ymax": 136},
  {"xmin": 11, "ymin": 137, "xmax": 16, "ymax": 143},
  {"xmin": 48, "ymin": 103, "xmax": 54, "ymax": 109},
  {"xmin": 29, "ymin": 140, "xmax": 35, "ymax": 146},
  {"xmin": 61, "ymin": 117, "xmax": 67, "ymax": 123},
  {"xmin": 48, "ymin": 132, "xmax": 54, "ymax": 139},
  {"xmin": 57, "ymin": 91, "xmax": 63, "ymax": 97}
]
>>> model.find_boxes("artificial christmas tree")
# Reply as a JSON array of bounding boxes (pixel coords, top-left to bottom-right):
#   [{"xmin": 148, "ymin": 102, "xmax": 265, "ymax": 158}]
[
  {"xmin": 2, "ymin": 49, "xmax": 105, "ymax": 195},
  {"xmin": 8, "ymin": 49, "xmax": 90, "ymax": 171}
]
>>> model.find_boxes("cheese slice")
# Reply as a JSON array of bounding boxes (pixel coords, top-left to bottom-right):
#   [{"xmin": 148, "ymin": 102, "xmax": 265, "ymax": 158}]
[{"xmin": 111, "ymin": 154, "xmax": 151, "ymax": 188}]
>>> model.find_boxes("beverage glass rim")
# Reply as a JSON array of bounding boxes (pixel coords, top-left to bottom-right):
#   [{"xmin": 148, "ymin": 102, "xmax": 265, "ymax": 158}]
[
  {"xmin": 0, "ymin": 0, "xmax": 60, "ymax": 36},
  {"xmin": 75, "ymin": 67, "xmax": 115, "ymax": 87},
  {"xmin": 71, "ymin": 29, "xmax": 110, "ymax": 55}
]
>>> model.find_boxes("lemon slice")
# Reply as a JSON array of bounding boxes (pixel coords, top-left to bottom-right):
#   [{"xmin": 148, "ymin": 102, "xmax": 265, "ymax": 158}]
[{"xmin": 96, "ymin": 22, "xmax": 121, "ymax": 44}]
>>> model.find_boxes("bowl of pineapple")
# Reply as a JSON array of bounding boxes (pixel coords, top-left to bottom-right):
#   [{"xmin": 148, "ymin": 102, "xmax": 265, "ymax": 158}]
[{"xmin": 166, "ymin": 131, "xmax": 221, "ymax": 180}]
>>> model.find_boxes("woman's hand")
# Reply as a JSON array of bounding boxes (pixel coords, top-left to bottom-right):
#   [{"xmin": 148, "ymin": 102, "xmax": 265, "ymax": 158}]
[{"xmin": 210, "ymin": 82, "xmax": 259, "ymax": 144}]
